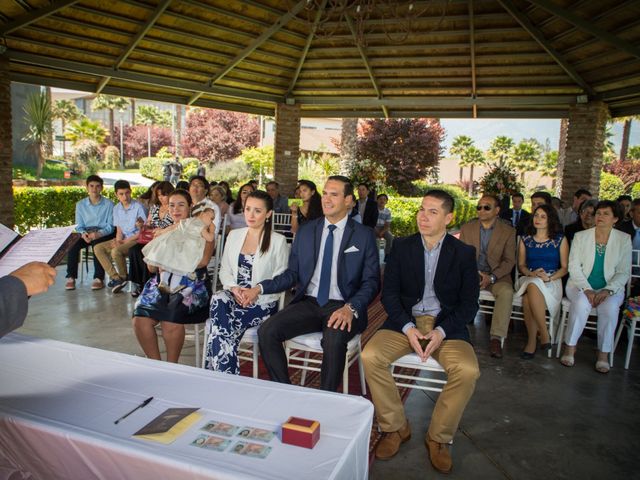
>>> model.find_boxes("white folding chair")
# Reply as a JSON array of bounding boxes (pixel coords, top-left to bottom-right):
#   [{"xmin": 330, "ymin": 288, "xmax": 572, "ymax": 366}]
[
  {"xmin": 207, "ymin": 215, "xmax": 227, "ymax": 289},
  {"xmin": 285, "ymin": 332, "xmax": 367, "ymax": 395},
  {"xmin": 612, "ymin": 249, "xmax": 640, "ymax": 369},
  {"xmin": 78, "ymin": 245, "xmax": 94, "ymax": 282},
  {"xmin": 390, "ymin": 353, "xmax": 447, "ymax": 393},
  {"xmin": 272, "ymin": 212, "xmax": 293, "ymax": 242}
]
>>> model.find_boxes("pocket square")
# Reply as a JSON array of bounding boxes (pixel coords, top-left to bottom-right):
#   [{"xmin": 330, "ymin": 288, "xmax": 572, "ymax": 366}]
[{"xmin": 344, "ymin": 246, "xmax": 359, "ymax": 253}]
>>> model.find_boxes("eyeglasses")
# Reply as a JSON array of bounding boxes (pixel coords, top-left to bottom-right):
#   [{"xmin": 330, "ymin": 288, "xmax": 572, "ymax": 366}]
[{"xmin": 476, "ymin": 205, "xmax": 492, "ymax": 211}]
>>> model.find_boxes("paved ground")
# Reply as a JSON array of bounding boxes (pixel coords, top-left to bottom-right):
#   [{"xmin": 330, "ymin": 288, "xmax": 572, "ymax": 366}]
[
  {"xmin": 99, "ymin": 171, "xmax": 154, "ymax": 187},
  {"xmin": 14, "ymin": 265, "xmax": 640, "ymax": 479}
]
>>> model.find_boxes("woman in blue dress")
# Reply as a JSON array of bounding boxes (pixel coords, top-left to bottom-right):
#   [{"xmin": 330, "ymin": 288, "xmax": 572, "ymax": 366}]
[
  {"xmin": 515, "ymin": 204, "xmax": 569, "ymax": 359},
  {"xmin": 132, "ymin": 189, "xmax": 214, "ymax": 363},
  {"xmin": 204, "ymin": 190, "xmax": 290, "ymax": 374}
]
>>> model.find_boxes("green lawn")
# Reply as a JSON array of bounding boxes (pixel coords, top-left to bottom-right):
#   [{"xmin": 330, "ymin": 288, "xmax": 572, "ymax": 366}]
[{"xmin": 12, "ymin": 162, "xmax": 85, "ymax": 181}]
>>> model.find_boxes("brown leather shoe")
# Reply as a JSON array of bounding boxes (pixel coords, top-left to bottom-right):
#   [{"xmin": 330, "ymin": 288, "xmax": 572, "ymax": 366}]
[
  {"xmin": 426, "ymin": 436, "xmax": 452, "ymax": 474},
  {"xmin": 489, "ymin": 338, "xmax": 503, "ymax": 358},
  {"xmin": 375, "ymin": 421, "xmax": 411, "ymax": 460}
]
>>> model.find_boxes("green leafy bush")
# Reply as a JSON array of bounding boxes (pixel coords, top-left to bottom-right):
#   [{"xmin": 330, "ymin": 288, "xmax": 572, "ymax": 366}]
[
  {"xmin": 387, "ymin": 191, "xmax": 475, "ymax": 237},
  {"xmin": 631, "ymin": 182, "xmax": 640, "ymax": 199},
  {"xmin": 139, "ymin": 156, "xmax": 199, "ymax": 180},
  {"xmin": 599, "ymin": 172, "xmax": 625, "ymax": 200},
  {"xmin": 103, "ymin": 146, "xmax": 120, "ymax": 169},
  {"xmin": 13, "ymin": 185, "xmax": 147, "ymax": 234},
  {"xmin": 207, "ymin": 159, "xmax": 252, "ymax": 187},
  {"xmin": 240, "ymin": 145, "xmax": 274, "ymax": 178}
]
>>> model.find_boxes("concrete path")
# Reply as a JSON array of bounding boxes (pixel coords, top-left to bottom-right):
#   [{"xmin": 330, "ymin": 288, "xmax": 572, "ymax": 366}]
[{"xmin": 99, "ymin": 171, "xmax": 154, "ymax": 187}]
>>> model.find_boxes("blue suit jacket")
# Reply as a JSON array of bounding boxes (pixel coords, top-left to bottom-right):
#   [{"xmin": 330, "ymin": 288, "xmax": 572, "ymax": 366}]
[
  {"xmin": 260, "ymin": 216, "xmax": 380, "ymax": 333},
  {"xmin": 381, "ymin": 233, "xmax": 479, "ymax": 342}
]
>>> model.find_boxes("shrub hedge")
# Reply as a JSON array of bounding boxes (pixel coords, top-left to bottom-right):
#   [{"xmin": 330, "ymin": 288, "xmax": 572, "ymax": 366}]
[
  {"xmin": 13, "ymin": 186, "xmax": 148, "ymax": 234},
  {"xmin": 13, "ymin": 185, "xmax": 476, "ymax": 236},
  {"xmin": 139, "ymin": 157, "xmax": 199, "ymax": 181}
]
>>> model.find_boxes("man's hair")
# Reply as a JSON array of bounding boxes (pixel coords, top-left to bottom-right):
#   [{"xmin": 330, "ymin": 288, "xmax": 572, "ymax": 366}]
[
  {"xmin": 86, "ymin": 175, "xmax": 103, "ymax": 186},
  {"xmin": 574, "ymin": 188, "xmax": 592, "ymax": 198},
  {"xmin": 377, "ymin": 193, "xmax": 389, "ymax": 201},
  {"xmin": 113, "ymin": 179, "xmax": 131, "ymax": 192},
  {"xmin": 531, "ymin": 191, "xmax": 552, "ymax": 205},
  {"xmin": 512, "ymin": 192, "xmax": 524, "ymax": 201},
  {"xmin": 480, "ymin": 194, "xmax": 500, "ymax": 209},
  {"xmin": 357, "ymin": 182, "xmax": 369, "ymax": 190},
  {"xmin": 596, "ymin": 200, "xmax": 621, "ymax": 220},
  {"xmin": 189, "ymin": 175, "xmax": 210, "ymax": 191},
  {"xmin": 617, "ymin": 194, "xmax": 632, "ymax": 202},
  {"xmin": 578, "ymin": 199, "xmax": 598, "ymax": 213},
  {"xmin": 266, "ymin": 181, "xmax": 279, "ymax": 189},
  {"xmin": 424, "ymin": 189, "xmax": 455, "ymax": 214},
  {"xmin": 632, "ymin": 198, "xmax": 640, "ymax": 209},
  {"xmin": 328, "ymin": 175, "xmax": 354, "ymax": 199}
]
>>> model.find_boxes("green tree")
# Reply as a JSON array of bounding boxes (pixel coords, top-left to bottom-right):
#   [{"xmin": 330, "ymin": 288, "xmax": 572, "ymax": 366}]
[
  {"xmin": 65, "ymin": 117, "xmax": 107, "ymax": 144},
  {"xmin": 539, "ymin": 150, "xmax": 558, "ymax": 189},
  {"xmin": 487, "ymin": 136, "xmax": 515, "ymax": 167},
  {"xmin": 91, "ymin": 95, "xmax": 129, "ymax": 145},
  {"xmin": 512, "ymin": 139, "xmax": 542, "ymax": 183},
  {"xmin": 614, "ymin": 115, "xmax": 640, "ymax": 162},
  {"xmin": 136, "ymin": 105, "xmax": 172, "ymax": 158},
  {"xmin": 628, "ymin": 145, "xmax": 640, "ymax": 160},
  {"xmin": 22, "ymin": 91, "xmax": 53, "ymax": 178},
  {"xmin": 449, "ymin": 135, "xmax": 474, "ymax": 182},
  {"xmin": 603, "ymin": 123, "xmax": 616, "ymax": 164},
  {"xmin": 239, "ymin": 145, "xmax": 275, "ymax": 181},
  {"xmin": 459, "ymin": 145, "xmax": 486, "ymax": 194},
  {"xmin": 52, "ymin": 99, "xmax": 82, "ymax": 159}
]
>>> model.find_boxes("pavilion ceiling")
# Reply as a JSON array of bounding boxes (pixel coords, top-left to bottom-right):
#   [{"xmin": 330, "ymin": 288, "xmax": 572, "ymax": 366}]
[{"xmin": 1, "ymin": 0, "xmax": 639, "ymax": 118}]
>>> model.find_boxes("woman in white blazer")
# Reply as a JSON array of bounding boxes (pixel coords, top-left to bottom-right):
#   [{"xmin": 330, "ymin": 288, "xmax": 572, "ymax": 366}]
[
  {"xmin": 204, "ymin": 190, "xmax": 290, "ymax": 374},
  {"xmin": 561, "ymin": 200, "xmax": 631, "ymax": 373}
]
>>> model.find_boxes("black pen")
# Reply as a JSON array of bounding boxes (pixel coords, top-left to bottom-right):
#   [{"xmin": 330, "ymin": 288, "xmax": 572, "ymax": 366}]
[{"xmin": 114, "ymin": 396, "xmax": 154, "ymax": 424}]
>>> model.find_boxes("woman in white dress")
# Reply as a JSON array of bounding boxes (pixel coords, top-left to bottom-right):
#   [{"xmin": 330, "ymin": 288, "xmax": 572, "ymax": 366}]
[{"xmin": 515, "ymin": 204, "xmax": 568, "ymax": 359}]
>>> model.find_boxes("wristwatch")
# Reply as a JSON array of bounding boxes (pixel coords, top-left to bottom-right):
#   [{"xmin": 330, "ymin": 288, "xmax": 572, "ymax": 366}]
[
  {"xmin": 345, "ymin": 303, "xmax": 359, "ymax": 319},
  {"xmin": 490, "ymin": 274, "xmax": 497, "ymax": 284}
]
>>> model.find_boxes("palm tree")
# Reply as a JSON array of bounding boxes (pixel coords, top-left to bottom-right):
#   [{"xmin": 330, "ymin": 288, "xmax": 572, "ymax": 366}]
[
  {"xmin": 91, "ymin": 95, "xmax": 130, "ymax": 145},
  {"xmin": 52, "ymin": 99, "xmax": 82, "ymax": 159},
  {"xmin": 459, "ymin": 145, "xmax": 486, "ymax": 194},
  {"xmin": 449, "ymin": 135, "xmax": 474, "ymax": 182},
  {"xmin": 487, "ymin": 136, "xmax": 515, "ymax": 167},
  {"xmin": 136, "ymin": 105, "xmax": 171, "ymax": 157},
  {"xmin": 512, "ymin": 139, "xmax": 542, "ymax": 183},
  {"xmin": 65, "ymin": 117, "xmax": 107, "ymax": 144},
  {"xmin": 539, "ymin": 150, "xmax": 558, "ymax": 189},
  {"xmin": 614, "ymin": 115, "xmax": 640, "ymax": 161},
  {"xmin": 22, "ymin": 91, "xmax": 52, "ymax": 178}
]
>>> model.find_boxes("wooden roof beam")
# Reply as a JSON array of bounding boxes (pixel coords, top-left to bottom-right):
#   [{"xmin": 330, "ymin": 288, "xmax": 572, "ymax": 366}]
[
  {"xmin": 95, "ymin": 76, "xmax": 111, "ymax": 94},
  {"xmin": 9, "ymin": 51, "xmax": 282, "ymax": 104},
  {"xmin": 188, "ymin": 0, "xmax": 308, "ymax": 105},
  {"xmin": 526, "ymin": 0, "xmax": 640, "ymax": 60},
  {"xmin": 497, "ymin": 0, "xmax": 595, "ymax": 96},
  {"xmin": 344, "ymin": 13, "xmax": 388, "ymax": 118},
  {"xmin": 469, "ymin": 0, "xmax": 477, "ymax": 118},
  {"xmin": 295, "ymin": 95, "xmax": 577, "ymax": 107},
  {"xmin": 286, "ymin": 0, "xmax": 327, "ymax": 98},
  {"xmin": 0, "ymin": 0, "xmax": 79, "ymax": 35},
  {"xmin": 114, "ymin": 0, "xmax": 172, "ymax": 70}
]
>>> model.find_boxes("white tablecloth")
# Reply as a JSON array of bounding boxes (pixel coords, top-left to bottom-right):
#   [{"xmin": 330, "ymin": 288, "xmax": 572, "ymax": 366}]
[{"xmin": 0, "ymin": 334, "xmax": 373, "ymax": 480}]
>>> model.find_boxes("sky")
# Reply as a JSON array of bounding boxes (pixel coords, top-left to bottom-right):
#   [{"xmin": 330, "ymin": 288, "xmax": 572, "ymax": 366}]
[{"xmin": 439, "ymin": 118, "xmax": 640, "ymax": 155}]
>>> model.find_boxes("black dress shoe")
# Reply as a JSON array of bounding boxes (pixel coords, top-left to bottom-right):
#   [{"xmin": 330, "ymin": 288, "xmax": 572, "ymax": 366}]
[{"xmin": 520, "ymin": 350, "xmax": 536, "ymax": 360}]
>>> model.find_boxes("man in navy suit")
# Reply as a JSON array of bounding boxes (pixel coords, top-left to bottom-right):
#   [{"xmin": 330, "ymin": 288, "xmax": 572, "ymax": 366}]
[
  {"xmin": 361, "ymin": 189, "xmax": 480, "ymax": 474},
  {"xmin": 242, "ymin": 175, "xmax": 380, "ymax": 391}
]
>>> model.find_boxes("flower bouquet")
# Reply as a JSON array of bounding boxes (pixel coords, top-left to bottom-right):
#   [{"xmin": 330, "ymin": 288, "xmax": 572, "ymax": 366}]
[{"xmin": 479, "ymin": 163, "xmax": 523, "ymax": 199}]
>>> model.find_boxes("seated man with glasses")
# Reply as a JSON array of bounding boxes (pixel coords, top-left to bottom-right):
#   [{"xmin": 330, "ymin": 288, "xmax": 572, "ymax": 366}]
[{"xmin": 460, "ymin": 194, "xmax": 516, "ymax": 358}]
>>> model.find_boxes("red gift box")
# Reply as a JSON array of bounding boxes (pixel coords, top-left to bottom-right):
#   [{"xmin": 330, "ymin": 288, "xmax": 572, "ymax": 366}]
[{"xmin": 281, "ymin": 416, "xmax": 320, "ymax": 449}]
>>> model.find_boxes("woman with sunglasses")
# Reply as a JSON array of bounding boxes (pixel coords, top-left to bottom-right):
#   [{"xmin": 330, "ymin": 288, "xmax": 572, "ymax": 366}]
[{"xmin": 515, "ymin": 204, "xmax": 568, "ymax": 359}]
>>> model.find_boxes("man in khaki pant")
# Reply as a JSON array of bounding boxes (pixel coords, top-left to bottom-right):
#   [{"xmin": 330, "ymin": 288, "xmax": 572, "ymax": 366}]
[
  {"xmin": 362, "ymin": 189, "xmax": 480, "ymax": 474},
  {"xmin": 94, "ymin": 180, "xmax": 147, "ymax": 293},
  {"xmin": 459, "ymin": 194, "xmax": 516, "ymax": 358}
]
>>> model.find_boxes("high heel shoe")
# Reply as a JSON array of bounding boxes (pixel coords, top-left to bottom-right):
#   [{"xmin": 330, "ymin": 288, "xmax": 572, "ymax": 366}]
[
  {"xmin": 540, "ymin": 343, "xmax": 552, "ymax": 352},
  {"xmin": 520, "ymin": 349, "xmax": 536, "ymax": 360}
]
